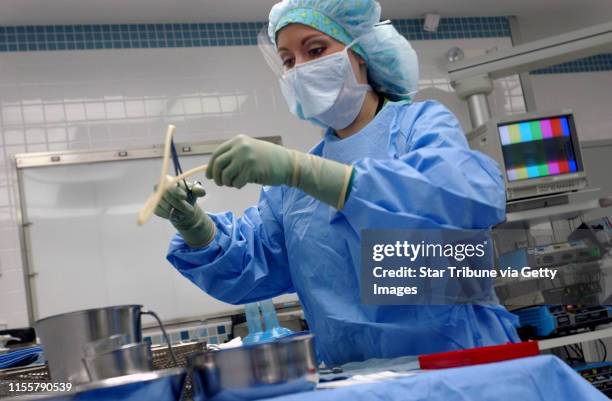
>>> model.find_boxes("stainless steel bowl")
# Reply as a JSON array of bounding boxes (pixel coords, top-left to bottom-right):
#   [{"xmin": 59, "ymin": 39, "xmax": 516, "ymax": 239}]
[
  {"xmin": 189, "ymin": 332, "xmax": 318, "ymax": 401},
  {"xmin": 35, "ymin": 305, "xmax": 144, "ymax": 383},
  {"xmin": 84, "ymin": 342, "xmax": 153, "ymax": 381},
  {"xmin": 6, "ymin": 368, "xmax": 187, "ymax": 401},
  {"xmin": 35, "ymin": 305, "xmax": 177, "ymax": 384},
  {"xmin": 83, "ymin": 334, "xmax": 131, "ymax": 358}
]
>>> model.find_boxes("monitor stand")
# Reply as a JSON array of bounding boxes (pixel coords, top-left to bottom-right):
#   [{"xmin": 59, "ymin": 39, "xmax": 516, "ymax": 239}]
[
  {"xmin": 507, "ymin": 193, "xmax": 570, "ymax": 213},
  {"xmin": 501, "ymin": 189, "xmax": 602, "ymax": 228}
]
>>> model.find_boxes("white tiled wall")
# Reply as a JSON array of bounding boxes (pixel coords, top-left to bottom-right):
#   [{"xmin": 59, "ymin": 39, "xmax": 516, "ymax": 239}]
[
  {"xmin": 530, "ymin": 72, "xmax": 612, "ymax": 141},
  {"xmin": 0, "ymin": 37, "xmax": 527, "ymax": 328}
]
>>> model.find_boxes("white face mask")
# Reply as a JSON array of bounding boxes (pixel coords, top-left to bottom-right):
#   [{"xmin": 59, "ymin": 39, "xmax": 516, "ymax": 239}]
[{"xmin": 279, "ymin": 39, "xmax": 372, "ymax": 130}]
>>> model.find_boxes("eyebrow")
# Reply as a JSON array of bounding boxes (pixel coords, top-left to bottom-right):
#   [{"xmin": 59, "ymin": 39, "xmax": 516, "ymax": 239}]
[{"xmin": 277, "ymin": 33, "xmax": 327, "ymax": 53}]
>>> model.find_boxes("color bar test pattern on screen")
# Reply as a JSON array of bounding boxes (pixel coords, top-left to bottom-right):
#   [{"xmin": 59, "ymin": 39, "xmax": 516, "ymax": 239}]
[{"xmin": 498, "ymin": 116, "xmax": 578, "ymax": 182}]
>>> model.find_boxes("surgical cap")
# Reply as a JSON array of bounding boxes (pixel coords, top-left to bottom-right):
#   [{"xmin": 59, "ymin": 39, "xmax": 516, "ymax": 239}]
[{"xmin": 267, "ymin": 0, "xmax": 419, "ymax": 101}]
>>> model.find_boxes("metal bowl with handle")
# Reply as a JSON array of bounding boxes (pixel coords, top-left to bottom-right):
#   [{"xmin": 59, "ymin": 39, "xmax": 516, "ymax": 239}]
[
  {"xmin": 189, "ymin": 332, "xmax": 318, "ymax": 401},
  {"xmin": 83, "ymin": 342, "xmax": 153, "ymax": 381},
  {"xmin": 35, "ymin": 305, "xmax": 176, "ymax": 384}
]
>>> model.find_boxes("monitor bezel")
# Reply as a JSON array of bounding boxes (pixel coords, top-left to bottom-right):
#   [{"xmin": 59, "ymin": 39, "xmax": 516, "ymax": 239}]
[{"xmin": 484, "ymin": 109, "xmax": 587, "ymax": 193}]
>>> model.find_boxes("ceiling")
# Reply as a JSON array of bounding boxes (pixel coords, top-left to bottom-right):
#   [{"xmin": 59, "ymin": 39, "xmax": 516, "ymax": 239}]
[{"xmin": 1, "ymin": 0, "xmax": 612, "ymax": 26}]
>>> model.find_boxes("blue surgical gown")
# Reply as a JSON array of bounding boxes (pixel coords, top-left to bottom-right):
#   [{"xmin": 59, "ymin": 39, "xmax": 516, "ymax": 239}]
[{"xmin": 167, "ymin": 100, "xmax": 520, "ymax": 366}]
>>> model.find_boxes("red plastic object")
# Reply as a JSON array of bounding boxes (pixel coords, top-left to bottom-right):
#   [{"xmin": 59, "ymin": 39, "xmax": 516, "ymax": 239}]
[{"xmin": 418, "ymin": 341, "xmax": 540, "ymax": 369}]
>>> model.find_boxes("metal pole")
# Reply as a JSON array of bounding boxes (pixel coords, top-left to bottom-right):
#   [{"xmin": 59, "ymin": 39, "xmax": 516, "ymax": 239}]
[
  {"xmin": 15, "ymin": 167, "xmax": 37, "ymax": 324},
  {"xmin": 466, "ymin": 94, "xmax": 492, "ymax": 128},
  {"xmin": 451, "ymin": 75, "xmax": 494, "ymax": 129}
]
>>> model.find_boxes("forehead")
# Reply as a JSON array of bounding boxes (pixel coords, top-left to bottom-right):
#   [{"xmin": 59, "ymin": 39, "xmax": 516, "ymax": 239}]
[{"xmin": 276, "ymin": 23, "xmax": 338, "ymax": 49}]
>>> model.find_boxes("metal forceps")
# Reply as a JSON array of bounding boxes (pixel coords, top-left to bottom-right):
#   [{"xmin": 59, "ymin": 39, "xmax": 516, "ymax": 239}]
[
  {"xmin": 138, "ymin": 125, "xmax": 208, "ymax": 226},
  {"xmin": 170, "ymin": 138, "xmax": 198, "ymax": 204}
]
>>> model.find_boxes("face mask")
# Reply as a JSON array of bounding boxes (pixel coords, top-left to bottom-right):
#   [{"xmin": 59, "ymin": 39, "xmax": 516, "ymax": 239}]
[{"xmin": 279, "ymin": 38, "xmax": 372, "ymax": 130}]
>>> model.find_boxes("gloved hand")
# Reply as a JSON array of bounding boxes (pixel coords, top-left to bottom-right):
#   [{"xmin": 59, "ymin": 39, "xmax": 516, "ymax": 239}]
[
  {"xmin": 206, "ymin": 135, "xmax": 354, "ymax": 209},
  {"xmin": 154, "ymin": 178, "xmax": 216, "ymax": 248}
]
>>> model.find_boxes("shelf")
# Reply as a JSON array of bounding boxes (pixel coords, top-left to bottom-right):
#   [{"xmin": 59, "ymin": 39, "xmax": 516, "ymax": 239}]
[
  {"xmin": 503, "ymin": 198, "xmax": 602, "ymax": 227},
  {"xmin": 538, "ymin": 325, "xmax": 612, "ymax": 350}
]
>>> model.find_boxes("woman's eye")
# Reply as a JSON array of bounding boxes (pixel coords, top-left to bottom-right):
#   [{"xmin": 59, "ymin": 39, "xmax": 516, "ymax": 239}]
[
  {"xmin": 308, "ymin": 47, "xmax": 325, "ymax": 57},
  {"xmin": 282, "ymin": 58, "xmax": 295, "ymax": 69}
]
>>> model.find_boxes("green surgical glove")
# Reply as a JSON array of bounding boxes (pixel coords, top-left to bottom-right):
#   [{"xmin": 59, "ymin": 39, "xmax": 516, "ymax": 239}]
[
  {"xmin": 154, "ymin": 179, "xmax": 216, "ymax": 248},
  {"xmin": 206, "ymin": 135, "xmax": 353, "ymax": 209}
]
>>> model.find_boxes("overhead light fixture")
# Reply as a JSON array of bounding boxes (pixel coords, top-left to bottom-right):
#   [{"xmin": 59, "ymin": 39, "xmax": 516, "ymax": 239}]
[
  {"xmin": 446, "ymin": 46, "xmax": 465, "ymax": 63},
  {"xmin": 423, "ymin": 13, "xmax": 440, "ymax": 32}
]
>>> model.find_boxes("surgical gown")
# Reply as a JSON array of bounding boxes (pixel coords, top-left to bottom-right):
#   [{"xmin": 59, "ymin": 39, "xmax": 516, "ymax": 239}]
[{"xmin": 167, "ymin": 100, "xmax": 520, "ymax": 366}]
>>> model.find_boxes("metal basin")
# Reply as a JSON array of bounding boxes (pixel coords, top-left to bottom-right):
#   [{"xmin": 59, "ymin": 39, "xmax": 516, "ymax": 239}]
[
  {"xmin": 189, "ymin": 332, "xmax": 318, "ymax": 401},
  {"xmin": 83, "ymin": 342, "xmax": 153, "ymax": 381},
  {"xmin": 6, "ymin": 367, "xmax": 187, "ymax": 401},
  {"xmin": 35, "ymin": 305, "xmax": 144, "ymax": 383}
]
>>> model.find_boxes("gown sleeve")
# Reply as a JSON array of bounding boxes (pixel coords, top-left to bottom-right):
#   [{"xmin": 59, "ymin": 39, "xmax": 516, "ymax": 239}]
[
  {"xmin": 166, "ymin": 185, "xmax": 294, "ymax": 305},
  {"xmin": 340, "ymin": 100, "xmax": 506, "ymax": 231}
]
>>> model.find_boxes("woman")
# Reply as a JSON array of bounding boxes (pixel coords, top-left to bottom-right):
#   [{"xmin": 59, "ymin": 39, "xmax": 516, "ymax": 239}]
[{"xmin": 155, "ymin": 0, "xmax": 519, "ymax": 366}]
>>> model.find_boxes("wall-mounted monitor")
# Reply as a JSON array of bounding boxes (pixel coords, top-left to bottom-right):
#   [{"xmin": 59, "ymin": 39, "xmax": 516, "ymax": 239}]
[{"xmin": 467, "ymin": 110, "xmax": 588, "ymax": 202}]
